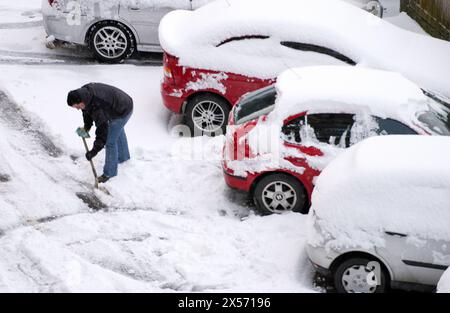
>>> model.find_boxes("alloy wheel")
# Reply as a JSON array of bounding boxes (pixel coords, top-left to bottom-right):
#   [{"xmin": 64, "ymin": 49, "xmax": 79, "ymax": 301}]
[
  {"xmin": 93, "ymin": 26, "xmax": 128, "ymax": 59},
  {"xmin": 191, "ymin": 100, "xmax": 226, "ymax": 133}
]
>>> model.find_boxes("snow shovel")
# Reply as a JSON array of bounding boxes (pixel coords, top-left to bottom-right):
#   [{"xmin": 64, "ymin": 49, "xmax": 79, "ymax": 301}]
[{"xmin": 77, "ymin": 127, "xmax": 99, "ymax": 189}]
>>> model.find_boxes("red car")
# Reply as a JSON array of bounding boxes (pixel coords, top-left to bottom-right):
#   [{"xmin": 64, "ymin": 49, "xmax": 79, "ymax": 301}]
[
  {"xmin": 159, "ymin": 0, "xmax": 450, "ymax": 136},
  {"xmin": 162, "ymin": 52, "xmax": 276, "ymax": 135},
  {"xmin": 222, "ymin": 67, "xmax": 450, "ymax": 215}
]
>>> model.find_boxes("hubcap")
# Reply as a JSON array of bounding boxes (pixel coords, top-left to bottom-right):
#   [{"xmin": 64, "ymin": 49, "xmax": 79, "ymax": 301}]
[
  {"xmin": 94, "ymin": 26, "xmax": 128, "ymax": 59},
  {"xmin": 261, "ymin": 181, "xmax": 297, "ymax": 213},
  {"xmin": 341, "ymin": 265, "xmax": 379, "ymax": 293},
  {"xmin": 192, "ymin": 101, "xmax": 225, "ymax": 133}
]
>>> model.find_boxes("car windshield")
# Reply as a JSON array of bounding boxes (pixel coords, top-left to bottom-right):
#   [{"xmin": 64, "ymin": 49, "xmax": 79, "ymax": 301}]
[
  {"xmin": 417, "ymin": 96, "xmax": 450, "ymax": 135},
  {"xmin": 234, "ymin": 86, "xmax": 277, "ymax": 125}
]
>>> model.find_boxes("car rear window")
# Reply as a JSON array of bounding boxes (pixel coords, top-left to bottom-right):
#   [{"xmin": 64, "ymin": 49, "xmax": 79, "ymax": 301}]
[
  {"xmin": 280, "ymin": 41, "xmax": 356, "ymax": 65},
  {"xmin": 234, "ymin": 86, "xmax": 277, "ymax": 125},
  {"xmin": 217, "ymin": 35, "xmax": 270, "ymax": 47}
]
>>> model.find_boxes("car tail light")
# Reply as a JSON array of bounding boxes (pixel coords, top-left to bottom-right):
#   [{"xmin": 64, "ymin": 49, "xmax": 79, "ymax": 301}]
[
  {"xmin": 162, "ymin": 52, "xmax": 177, "ymax": 85},
  {"xmin": 48, "ymin": 0, "xmax": 56, "ymax": 5},
  {"xmin": 163, "ymin": 66, "xmax": 173, "ymax": 79}
]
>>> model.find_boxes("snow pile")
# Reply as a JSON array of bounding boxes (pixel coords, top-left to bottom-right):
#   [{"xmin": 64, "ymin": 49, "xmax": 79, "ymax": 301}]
[
  {"xmin": 308, "ymin": 135, "xmax": 450, "ymax": 250},
  {"xmin": 159, "ymin": 0, "xmax": 450, "ymax": 96},
  {"xmin": 438, "ymin": 268, "xmax": 450, "ymax": 293},
  {"xmin": 0, "ymin": 87, "xmax": 91, "ymax": 229}
]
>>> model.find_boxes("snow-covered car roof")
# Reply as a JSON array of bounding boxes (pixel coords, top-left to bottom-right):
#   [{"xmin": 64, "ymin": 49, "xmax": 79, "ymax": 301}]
[
  {"xmin": 159, "ymin": 0, "xmax": 450, "ymax": 97},
  {"xmin": 264, "ymin": 66, "xmax": 430, "ymax": 129},
  {"xmin": 309, "ymin": 135, "xmax": 450, "ymax": 249}
]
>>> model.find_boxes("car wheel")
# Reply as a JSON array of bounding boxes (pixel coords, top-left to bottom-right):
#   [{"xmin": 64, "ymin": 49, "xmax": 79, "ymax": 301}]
[
  {"xmin": 185, "ymin": 94, "xmax": 230, "ymax": 136},
  {"xmin": 334, "ymin": 258, "xmax": 388, "ymax": 293},
  {"xmin": 89, "ymin": 21, "xmax": 136, "ymax": 63},
  {"xmin": 253, "ymin": 173, "xmax": 308, "ymax": 215}
]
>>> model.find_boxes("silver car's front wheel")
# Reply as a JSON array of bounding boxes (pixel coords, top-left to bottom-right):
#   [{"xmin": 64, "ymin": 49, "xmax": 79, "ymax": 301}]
[
  {"xmin": 341, "ymin": 265, "xmax": 378, "ymax": 293},
  {"xmin": 334, "ymin": 258, "xmax": 388, "ymax": 293},
  {"xmin": 89, "ymin": 21, "xmax": 136, "ymax": 63}
]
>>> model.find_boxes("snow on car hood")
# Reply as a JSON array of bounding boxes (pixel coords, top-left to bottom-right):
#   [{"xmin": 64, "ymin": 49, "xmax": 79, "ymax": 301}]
[
  {"xmin": 308, "ymin": 135, "xmax": 450, "ymax": 250},
  {"xmin": 159, "ymin": 0, "xmax": 450, "ymax": 97}
]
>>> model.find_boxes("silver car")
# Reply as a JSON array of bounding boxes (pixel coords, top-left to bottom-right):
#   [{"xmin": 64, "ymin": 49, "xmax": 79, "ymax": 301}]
[
  {"xmin": 42, "ymin": 0, "xmax": 198, "ymax": 62},
  {"xmin": 42, "ymin": 0, "xmax": 395, "ymax": 63},
  {"xmin": 307, "ymin": 135, "xmax": 450, "ymax": 293}
]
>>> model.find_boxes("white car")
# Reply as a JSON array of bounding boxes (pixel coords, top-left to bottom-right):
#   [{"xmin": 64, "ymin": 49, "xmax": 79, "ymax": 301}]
[{"xmin": 307, "ymin": 136, "xmax": 450, "ymax": 293}]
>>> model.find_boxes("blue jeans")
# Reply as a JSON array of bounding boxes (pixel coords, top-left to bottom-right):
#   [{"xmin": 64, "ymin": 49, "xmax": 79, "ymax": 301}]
[{"xmin": 103, "ymin": 112, "xmax": 132, "ymax": 178}]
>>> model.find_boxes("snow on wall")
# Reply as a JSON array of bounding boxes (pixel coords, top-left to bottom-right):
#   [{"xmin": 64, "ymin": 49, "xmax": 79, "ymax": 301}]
[
  {"xmin": 308, "ymin": 135, "xmax": 450, "ymax": 250},
  {"xmin": 159, "ymin": 0, "xmax": 450, "ymax": 97}
]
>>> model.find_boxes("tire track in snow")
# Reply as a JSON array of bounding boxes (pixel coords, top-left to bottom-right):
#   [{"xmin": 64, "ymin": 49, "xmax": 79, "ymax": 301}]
[
  {"xmin": 0, "ymin": 49, "xmax": 164, "ymax": 66},
  {"xmin": 0, "ymin": 90, "xmax": 63, "ymax": 157},
  {"xmin": 0, "ymin": 20, "xmax": 43, "ymax": 29}
]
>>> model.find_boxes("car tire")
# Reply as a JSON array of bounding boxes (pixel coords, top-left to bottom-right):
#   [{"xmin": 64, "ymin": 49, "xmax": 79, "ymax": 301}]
[
  {"xmin": 334, "ymin": 257, "xmax": 388, "ymax": 293},
  {"xmin": 185, "ymin": 94, "xmax": 230, "ymax": 136},
  {"xmin": 253, "ymin": 173, "xmax": 308, "ymax": 215},
  {"xmin": 88, "ymin": 21, "xmax": 136, "ymax": 63}
]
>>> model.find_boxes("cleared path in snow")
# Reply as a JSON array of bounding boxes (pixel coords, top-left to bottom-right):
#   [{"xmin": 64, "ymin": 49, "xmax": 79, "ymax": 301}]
[{"xmin": 0, "ymin": 72, "xmax": 315, "ymax": 292}]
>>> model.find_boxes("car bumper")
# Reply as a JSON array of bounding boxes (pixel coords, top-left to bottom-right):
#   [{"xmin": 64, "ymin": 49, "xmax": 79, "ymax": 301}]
[
  {"xmin": 161, "ymin": 81, "xmax": 185, "ymax": 114},
  {"xmin": 306, "ymin": 243, "xmax": 340, "ymax": 276},
  {"xmin": 43, "ymin": 14, "xmax": 87, "ymax": 44},
  {"xmin": 222, "ymin": 161, "xmax": 252, "ymax": 192}
]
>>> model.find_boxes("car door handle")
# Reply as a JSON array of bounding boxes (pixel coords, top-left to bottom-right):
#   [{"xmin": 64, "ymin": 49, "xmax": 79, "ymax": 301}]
[
  {"xmin": 385, "ymin": 231, "xmax": 407, "ymax": 238},
  {"xmin": 129, "ymin": 6, "xmax": 141, "ymax": 10}
]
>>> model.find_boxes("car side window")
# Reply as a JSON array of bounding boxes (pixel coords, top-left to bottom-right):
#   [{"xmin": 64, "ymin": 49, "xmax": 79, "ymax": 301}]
[
  {"xmin": 282, "ymin": 115, "xmax": 307, "ymax": 144},
  {"xmin": 280, "ymin": 41, "xmax": 356, "ymax": 65},
  {"xmin": 349, "ymin": 115, "xmax": 418, "ymax": 146},
  {"xmin": 373, "ymin": 117, "xmax": 418, "ymax": 135},
  {"xmin": 282, "ymin": 113, "xmax": 355, "ymax": 147}
]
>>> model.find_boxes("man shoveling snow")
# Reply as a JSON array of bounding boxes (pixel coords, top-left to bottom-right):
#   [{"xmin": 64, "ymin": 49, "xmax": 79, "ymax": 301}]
[{"xmin": 67, "ymin": 83, "xmax": 133, "ymax": 183}]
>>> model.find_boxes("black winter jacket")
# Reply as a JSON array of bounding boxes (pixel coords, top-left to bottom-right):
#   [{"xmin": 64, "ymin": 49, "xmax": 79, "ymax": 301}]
[{"xmin": 78, "ymin": 83, "xmax": 133, "ymax": 154}]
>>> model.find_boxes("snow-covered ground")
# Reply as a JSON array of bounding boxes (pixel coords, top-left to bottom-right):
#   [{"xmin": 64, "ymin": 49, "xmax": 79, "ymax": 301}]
[
  {"xmin": 0, "ymin": 64, "xmax": 317, "ymax": 292},
  {"xmin": 0, "ymin": 0, "xmax": 42, "ymax": 24}
]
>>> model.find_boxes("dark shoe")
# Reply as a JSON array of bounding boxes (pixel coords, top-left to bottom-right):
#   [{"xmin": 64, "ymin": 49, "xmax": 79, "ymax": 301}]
[{"xmin": 98, "ymin": 175, "xmax": 110, "ymax": 184}]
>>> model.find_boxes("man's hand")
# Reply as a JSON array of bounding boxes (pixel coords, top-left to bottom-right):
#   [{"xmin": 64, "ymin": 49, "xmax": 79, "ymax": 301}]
[
  {"xmin": 85, "ymin": 150, "xmax": 97, "ymax": 161},
  {"xmin": 76, "ymin": 127, "xmax": 90, "ymax": 138}
]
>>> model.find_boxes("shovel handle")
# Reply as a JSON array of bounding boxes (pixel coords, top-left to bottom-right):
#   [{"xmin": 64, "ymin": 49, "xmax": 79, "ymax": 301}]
[{"xmin": 82, "ymin": 137, "xmax": 99, "ymax": 189}]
